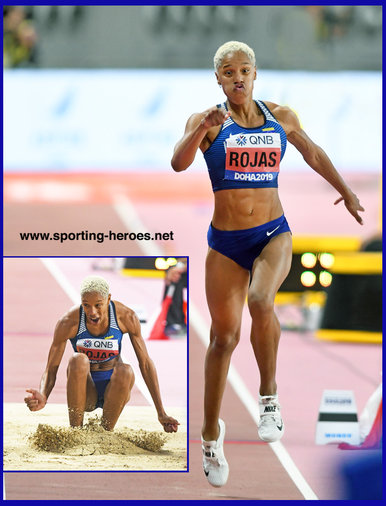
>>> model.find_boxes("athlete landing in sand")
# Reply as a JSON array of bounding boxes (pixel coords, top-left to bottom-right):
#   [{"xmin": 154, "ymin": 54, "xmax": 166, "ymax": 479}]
[{"xmin": 25, "ymin": 275, "xmax": 179, "ymax": 433}]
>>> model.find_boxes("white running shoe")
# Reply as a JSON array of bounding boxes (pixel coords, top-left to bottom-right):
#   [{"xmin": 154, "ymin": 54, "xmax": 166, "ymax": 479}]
[
  {"xmin": 201, "ymin": 418, "xmax": 229, "ymax": 487},
  {"xmin": 257, "ymin": 394, "xmax": 285, "ymax": 443}
]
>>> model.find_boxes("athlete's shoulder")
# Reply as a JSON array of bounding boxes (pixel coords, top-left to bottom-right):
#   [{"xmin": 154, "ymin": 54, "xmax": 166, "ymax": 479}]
[
  {"xmin": 112, "ymin": 299, "xmax": 133, "ymax": 315},
  {"xmin": 263, "ymin": 101, "xmax": 292, "ymax": 118},
  {"xmin": 263, "ymin": 101, "xmax": 300, "ymax": 133},
  {"xmin": 55, "ymin": 305, "xmax": 80, "ymax": 339},
  {"xmin": 112, "ymin": 300, "xmax": 139, "ymax": 332}
]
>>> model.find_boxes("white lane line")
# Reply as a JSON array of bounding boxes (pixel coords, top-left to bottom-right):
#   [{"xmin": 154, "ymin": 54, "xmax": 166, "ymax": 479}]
[
  {"xmin": 189, "ymin": 303, "xmax": 319, "ymax": 501},
  {"xmin": 40, "ymin": 258, "xmax": 153, "ymax": 406},
  {"xmin": 111, "ymin": 194, "xmax": 318, "ymax": 500},
  {"xmin": 41, "ymin": 258, "xmax": 80, "ymax": 304},
  {"xmin": 113, "ymin": 194, "xmax": 163, "ymax": 257}
]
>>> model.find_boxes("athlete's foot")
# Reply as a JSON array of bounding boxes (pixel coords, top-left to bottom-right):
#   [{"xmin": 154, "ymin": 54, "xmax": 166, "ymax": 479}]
[
  {"xmin": 257, "ymin": 394, "xmax": 285, "ymax": 443},
  {"xmin": 201, "ymin": 418, "xmax": 229, "ymax": 487}
]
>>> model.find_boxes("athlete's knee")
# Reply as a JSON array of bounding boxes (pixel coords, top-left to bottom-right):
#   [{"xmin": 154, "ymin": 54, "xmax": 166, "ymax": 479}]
[
  {"xmin": 210, "ymin": 327, "xmax": 240, "ymax": 353},
  {"xmin": 111, "ymin": 363, "xmax": 135, "ymax": 390},
  {"xmin": 247, "ymin": 291, "xmax": 275, "ymax": 320},
  {"xmin": 67, "ymin": 353, "xmax": 90, "ymax": 377}
]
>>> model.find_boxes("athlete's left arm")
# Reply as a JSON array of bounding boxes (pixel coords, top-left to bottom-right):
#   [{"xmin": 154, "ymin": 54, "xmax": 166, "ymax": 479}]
[
  {"xmin": 274, "ymin": 104, "xmax": 364, "ymax": 225},
  {"xmin": 122, "ymin": 307, "xmax": 179, "ymax": 433}
]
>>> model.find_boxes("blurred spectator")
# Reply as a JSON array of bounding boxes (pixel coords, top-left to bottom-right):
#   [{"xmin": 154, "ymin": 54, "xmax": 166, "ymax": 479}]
[
  {"xmin": 164, "ymin": 259, "xmax": 187, "ymax": 337},
  {"xmin": 322, "ymin": 6, "xmax": 354, "ymax": 38},
  {"xmin": 305, "ymin": 6, "xmax": 354, "ymax": 42},
  {"xmin": 3, "ymin": 6, "xmax": 38, "ymax": 68}
]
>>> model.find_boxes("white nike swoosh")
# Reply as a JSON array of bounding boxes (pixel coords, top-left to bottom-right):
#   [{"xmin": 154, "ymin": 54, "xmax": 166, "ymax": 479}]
[{"xmin": 266, "ymin": 225, "xmax": 280, "ymax": 236}]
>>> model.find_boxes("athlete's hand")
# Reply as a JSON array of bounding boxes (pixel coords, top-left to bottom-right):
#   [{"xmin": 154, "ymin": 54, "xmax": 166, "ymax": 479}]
[
  {"xmin": 334, "ymin": 193, "xmax": 365, "ymax": 225},
  {"xmin": 24, "ymin": 389, "xmax": 47, "ymax": 411},
  {"xmin": 158, "ymin": 413, "xmax": 180, "ymax": 433},
  {"xmin": 201, "ymin": 106, "xmax": 231, "ymax": 129}
]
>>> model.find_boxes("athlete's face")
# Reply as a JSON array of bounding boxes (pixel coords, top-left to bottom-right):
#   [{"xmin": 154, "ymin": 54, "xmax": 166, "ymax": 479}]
[
  {"xmin": 216, "ymin": 51, "xmax": 256, "ymax": 101},
  {"xmin": 81, "ymin": 292, "xmax": 111, "ymax": 326}
]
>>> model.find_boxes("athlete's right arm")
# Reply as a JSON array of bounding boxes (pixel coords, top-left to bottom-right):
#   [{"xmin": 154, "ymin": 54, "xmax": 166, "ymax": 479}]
[
  {"xmin": 24, "ymin": 309, "xmax": 78, "ymax": 411},
  {"xmin": 171, "ymin": 107, "xmax": 231, "ymax": 172}
]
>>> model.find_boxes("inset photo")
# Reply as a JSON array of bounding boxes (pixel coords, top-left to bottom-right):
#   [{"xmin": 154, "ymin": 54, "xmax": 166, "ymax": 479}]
[{"xmin": 3, "ymin": 256, "xmax": 188, "ymax": 472}]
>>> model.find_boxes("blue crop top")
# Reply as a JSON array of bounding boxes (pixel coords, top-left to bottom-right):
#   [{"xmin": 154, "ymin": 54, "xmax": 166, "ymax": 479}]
[
  {"xmin": 70, "ymin": 301, "xmax": 124, "ymax": 364},
  {"xmin": 203, "ymin": 100, "xmax": 287, "ymax": 192}
]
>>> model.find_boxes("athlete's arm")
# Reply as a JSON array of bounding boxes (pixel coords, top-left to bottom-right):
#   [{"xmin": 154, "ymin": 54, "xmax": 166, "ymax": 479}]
[
  {"xmin": 171, "ymin": 107, "xmax": 231, "ymax": 172},
  {"xmin": 24, "ymin": 309, "xmax": 78, "ymax": 411},
  {"xmin": 271, "ymin": 103, "xmax": 364, "ymax": 225},
  {"xmin": 121, "ymin": 305, "xmax": 179, "ymax": 432}
]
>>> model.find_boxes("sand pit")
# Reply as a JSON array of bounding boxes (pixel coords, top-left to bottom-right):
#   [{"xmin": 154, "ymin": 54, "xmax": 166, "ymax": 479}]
[{"xmin": 4, "ymin": 403, "xmax": 187, "ymax": 471}]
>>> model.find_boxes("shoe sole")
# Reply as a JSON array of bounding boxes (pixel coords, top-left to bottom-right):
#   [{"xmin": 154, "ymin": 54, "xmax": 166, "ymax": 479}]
[
  {"xmin": 202, "ymin": 418, "xmax": 229, "ymax": 487},
  {"xmin": 258, "ymin": 424, "xmax": 285, "ymax": 443}
]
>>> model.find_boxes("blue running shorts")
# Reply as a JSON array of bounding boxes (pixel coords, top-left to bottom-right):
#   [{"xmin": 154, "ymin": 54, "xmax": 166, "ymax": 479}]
[
  {"xmin": 91, "ymin": 368, "xmax": 114, "ymax": 408},
  {"xmin": 207, "ymin": 214, "xmax": 291, "ymax": 271}
]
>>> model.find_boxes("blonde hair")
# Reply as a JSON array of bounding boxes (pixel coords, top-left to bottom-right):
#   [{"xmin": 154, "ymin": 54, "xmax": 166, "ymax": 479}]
[
  {"xmin": 214, "ymin": 41, "xmax": 256, "ymax": 71},
  {"xmin": 80, "ymin": 275, "xmax": 110, "ymax": 299}
]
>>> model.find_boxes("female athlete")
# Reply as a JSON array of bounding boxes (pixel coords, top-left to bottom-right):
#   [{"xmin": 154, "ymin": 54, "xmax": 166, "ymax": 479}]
[
  {"xmin": 25, "ymin": 275, "xmax": 179, "ymax": 433},
  {"xmin": 171, "ymin": 40, "xmax": 364, "ymax": 487}
]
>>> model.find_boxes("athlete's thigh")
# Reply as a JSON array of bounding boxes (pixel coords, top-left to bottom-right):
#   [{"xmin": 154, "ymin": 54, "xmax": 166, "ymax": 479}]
[
  {"xmin": 206, "ymin": 247, "xmax": 250, "ymax": 332},
  {"xmin": 104, "ymin": 364, "xmax": 134, "ymax": 405},
  {"xmin": 85, "ymin": 373, "xmax": 98, "ymax": 411},
  {"xmin": 250, "ymin": 232, "xmax": 292, "ymax": 297}
]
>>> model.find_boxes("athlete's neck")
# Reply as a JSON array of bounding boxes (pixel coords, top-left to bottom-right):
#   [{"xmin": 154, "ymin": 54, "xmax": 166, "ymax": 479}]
[{"xmin": 226, "ymin": 99, "xmax": 261, "ymax": 127}]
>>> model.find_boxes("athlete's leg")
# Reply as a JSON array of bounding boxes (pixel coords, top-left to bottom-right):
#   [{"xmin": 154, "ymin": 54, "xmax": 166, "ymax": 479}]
[
  {"xmin": 202, "ymin": 248, "xmax": 250, "ymax": 441},
  {"xmin": 248, "ymin": 232, "xmax": 292, "ymax": 395},
  {"xmin": 101, "ymin": 362, "xmax": 135, "ymax": 431},
  {"xmin": 67, "ymin": 353, "xmax": 98, "ymax": 427}
]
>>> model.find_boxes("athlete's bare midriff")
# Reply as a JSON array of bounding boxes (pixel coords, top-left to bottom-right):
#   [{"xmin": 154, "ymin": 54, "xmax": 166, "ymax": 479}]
[{"xmin": 212, "ymin": 187, "xmax": 284, "ymax": 230}]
